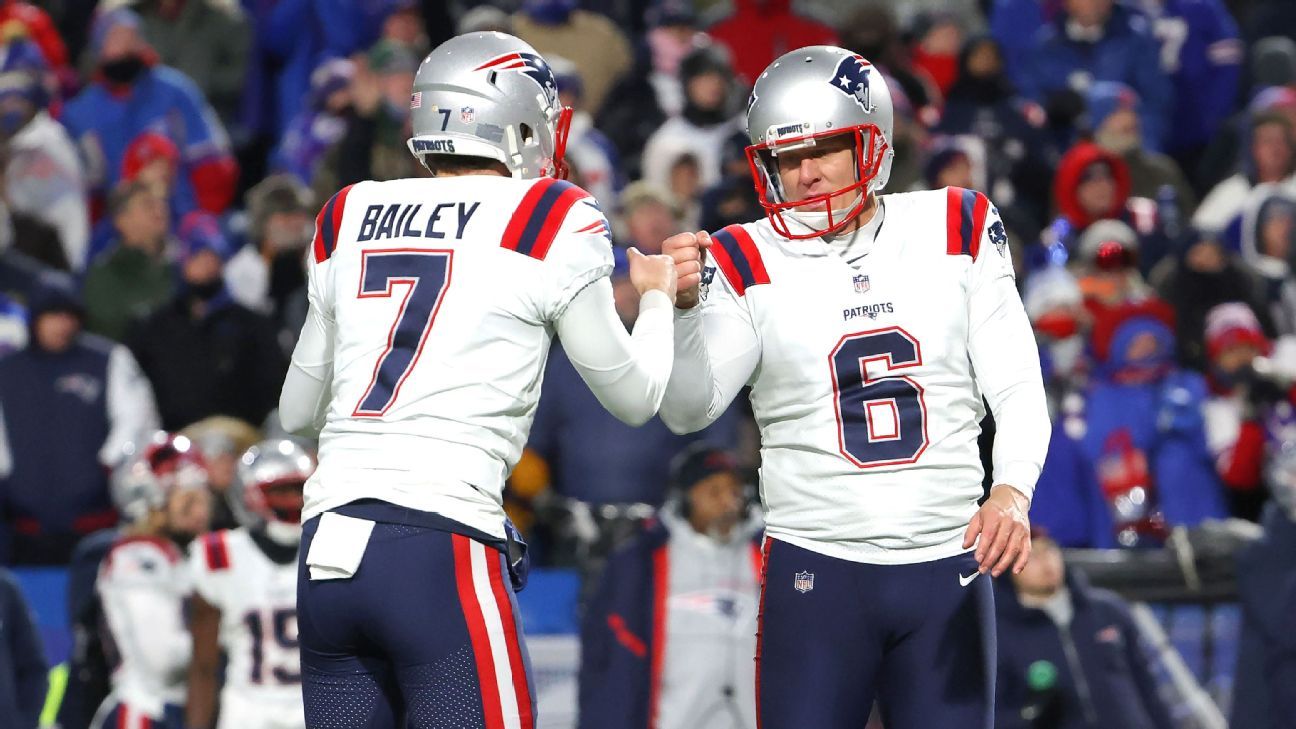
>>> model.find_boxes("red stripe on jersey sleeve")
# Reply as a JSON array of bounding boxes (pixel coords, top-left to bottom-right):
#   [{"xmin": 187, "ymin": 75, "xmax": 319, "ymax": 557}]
[
  {"xmin": 725, "ymin": 224, "xmax": 770, "ymax": 285},
  {"xmin": 945, "ymin": 186, "xmax": 965, "ymax": 257},
  {"xmin": 202, "ymin": 532, "xmax": 230, "ymax": 571},
  {"xmin": 968, "ymin": 191, "xmax": 990, "ymax": 261},
  {"xmin": 501, "ymin": 178, "xmax": 556, "ymax": 253},
  {"xmin": 529, "ymin": 184, "xmax": 591, "ymax": 261},
  {"xmin": 707, "ymin": 236, "xmax": 746, "ymax": 297}
]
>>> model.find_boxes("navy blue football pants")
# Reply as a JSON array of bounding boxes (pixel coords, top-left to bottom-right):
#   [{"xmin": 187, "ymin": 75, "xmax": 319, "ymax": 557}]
[
  {"xmin": 297, "ymin": 511, "xmax": 535, "ymax": 729},
  {"xmin": 757, "ymin": 538, "xmax": 996, "ymax": 729}
]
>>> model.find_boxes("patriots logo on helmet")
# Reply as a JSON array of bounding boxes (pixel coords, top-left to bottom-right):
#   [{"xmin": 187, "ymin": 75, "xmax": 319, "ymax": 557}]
[
  {"xmin": 475, "ymin": 52, "xmax": 558, "ymax": 107},
  {"xmin": 831, "ymin": 54, "xmax": 876, "ymax": 113}
]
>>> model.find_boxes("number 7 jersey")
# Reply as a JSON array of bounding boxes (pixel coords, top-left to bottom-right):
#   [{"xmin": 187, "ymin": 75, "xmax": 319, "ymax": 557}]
[
  {"xmin": 297, "ymin": 176, "xmax": 612, "ymax": 538},
  {"xmin": 684, "ymin": 187, "xmax": 1050, "ymax": 564}
]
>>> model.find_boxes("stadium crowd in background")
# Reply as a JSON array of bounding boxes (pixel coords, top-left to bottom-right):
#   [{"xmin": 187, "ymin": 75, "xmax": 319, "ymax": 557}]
[{"xmin": 0, "ymin": 0, "xmax": 1292, "ymax": 727}]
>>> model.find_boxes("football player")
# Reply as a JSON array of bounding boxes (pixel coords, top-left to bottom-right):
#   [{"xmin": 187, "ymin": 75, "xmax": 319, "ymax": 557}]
[
  {"xmin": 186, "ymin": 438, "xmax": 316, "ymax": 729},
  {"xmin": 93, "ymin": 432, "xmax": 211, "ymax": 729},
  {"xmin": 659, "ymin": 47, "xmax": 1051, "ymax": 728},
  {"xmin": 278, "ymin": 32, "xmax": 678, "ymax": 729}
]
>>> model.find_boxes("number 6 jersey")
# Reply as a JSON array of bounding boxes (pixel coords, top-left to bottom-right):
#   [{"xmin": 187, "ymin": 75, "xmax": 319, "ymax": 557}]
[{"xmin": 660, "ymin": 187, "xmax": 1051, "ymax": 564}]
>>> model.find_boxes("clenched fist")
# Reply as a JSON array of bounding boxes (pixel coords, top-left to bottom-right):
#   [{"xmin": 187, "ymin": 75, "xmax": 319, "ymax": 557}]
[
  {"xmin": 627, "ymin": 246, "xmax": 678, "ymax": 305},
  {"xmin": 661, "ymin": 231, "xmax": 712, "ymax": 309}
]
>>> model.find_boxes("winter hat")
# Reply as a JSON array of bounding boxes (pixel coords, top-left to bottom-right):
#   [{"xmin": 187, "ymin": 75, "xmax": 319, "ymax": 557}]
[
  {"xmin": 645, "ymin": 0, "xmax": 697, "ymax": 28},
  {"xmin": 457, "ymin": 6, "xmax": 512, "ymax": 35},
  {"xmin": 522, "ymin": 0, "xmax": 577, "ymax": 25},
  {"xmin": 923, "ymin": 144, "xmax": 971, "ymax": 189},
  {"xmin": 1085, "ymin": 81, "xmax": 1140, "ymax": 133},
  {"xmin": 1077, "ymin": 219, "xmax": 1139, "ymax": 269},
  {"xmin": 0, "ymin": 39, "xmax": 47, "ymax": 106},
  {"xmin": 1204, "ymin": 302, "xmax": 1269, "ymax": 361},
  {"xmin": 308, "ymin": 58, "xmax": 355, "ymax": 109},
  {"xmin": 246, "ymin": 174, "xmax": 313, "ymax": 244},
  {"xmin": 122, "ymin": 131, "xmax": 179, "ymax": 181},
  {"xmin": 367, "ymin": 40, "xmax": 418, "ymax": 77},
  {"xmin": 90, "ymin": 8, "xmax": 141, "ymax": 59},
  {"xmin": 26, "ymin": 272, "xmax": 83, "ymax": 321},
  {"xmin": 669, "ymin": 443, "xmax": 740, "ymax": 494},
  {"xmin": 1249, "ymin": 85, "xmax": 1296, "ymax": 116},
  {"xmin": 1252, "ymin": 36, "xmax": 1296, "ymax": 89},
  {"xmin": 679, "ymin": 43, "xmax": 732, "ymax": 82},
  {"xmin": 1023, "ymin": 266, "xmax": 1082, "ymax": 323},
  {"xmin": 178, "ymin": 212, "xmax": 229, "ymax": 261}
]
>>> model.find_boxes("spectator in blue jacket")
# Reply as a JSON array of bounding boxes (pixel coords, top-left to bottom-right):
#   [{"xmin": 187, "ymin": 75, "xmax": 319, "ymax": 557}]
[
  {"xmin": 1015, "ymin": 0, "xmax": 1173, "ymax": 152},
  {"xmin": 0, "ymin": 276, "xmax": 160, "ymax": 564},
  {"xmin": 62, "ymin": 9, "xmax": 238, "ymax": 218},
  {"xmin": 1033, "ymin": 301, "xmax": 1228, "ymax": 547},
  {"xmin": 1232, "ymin": 444, "xmax": 1296, "ymax": 729},
  {"xmin": 995, "ymin": 531, "xmax": 1175, "ymax": 729},
  {"xmin": 0, "ymin": 567, "xmax": 47, "ymax": 729},
  {"xmin": 579, "ymin": 444, "xmax": 762, "ymax": 729}
]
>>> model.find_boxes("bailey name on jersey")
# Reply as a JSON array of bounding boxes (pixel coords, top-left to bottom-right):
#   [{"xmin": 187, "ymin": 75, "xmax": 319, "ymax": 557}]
[{"xmin": 355, "ymin": 200, "xmax": 481, "ymax": 242}]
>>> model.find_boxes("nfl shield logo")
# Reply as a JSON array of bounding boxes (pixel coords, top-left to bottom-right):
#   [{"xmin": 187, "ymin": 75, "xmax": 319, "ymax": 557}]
[
  {"xmin": 853, "ymin": 274, "xmax": 870, "ymax": 294},
  {"xmin": 460, "ymin": 106, "xmax": 476, "ymax": 123},
  {"xmin": 793, "ymin": 571, "xmax": 815, "ymax": 593}
]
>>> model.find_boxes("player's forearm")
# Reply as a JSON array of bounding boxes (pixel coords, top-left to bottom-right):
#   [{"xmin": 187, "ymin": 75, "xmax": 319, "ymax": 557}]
[
  {"xmin": 185, "ymin": 663, "xmax": 220, "ymax": 729},
  {"xmin": 660, "ymin": 307, "xmax": 722, "ymax": 433},
  {"xmin": 558, "ymin": 284, "xmax": 675, "ymax": 426},
  {"xmin": 659, "ymin": 306, "xmax": 757, "ymax": 434}
]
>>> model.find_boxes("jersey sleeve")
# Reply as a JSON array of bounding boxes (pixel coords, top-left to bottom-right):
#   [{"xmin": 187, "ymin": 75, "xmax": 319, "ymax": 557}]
[
  {"xmin": 659, "ymin": 237, "xmax": 762, "ymax": 435},
  {"xmin": 965, "ymin": 200, "xmax": 1051, "ymax": 501},
  {"xmin": 187, "ymin": 532, "xmax": 232, "ymax": 607},
  {"xmin": 533, "ymin": 185, "xmax": 614, "ymax": 320},
  {"xmin": 97, "ymin": 540, "xmax": 192, "ymax": 684}
]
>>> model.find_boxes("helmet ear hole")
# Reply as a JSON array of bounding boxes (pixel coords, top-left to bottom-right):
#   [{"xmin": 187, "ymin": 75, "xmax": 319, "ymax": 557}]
[{"xmin": 519, "ymin": 123, "xmax": 534, "ymax": 144}]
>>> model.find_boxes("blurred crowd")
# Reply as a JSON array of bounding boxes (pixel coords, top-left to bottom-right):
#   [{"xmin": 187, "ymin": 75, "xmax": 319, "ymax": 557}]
[
  {"xmin": 0, "ymin": 0, "xmax": 1287, "ymax": 727},
  {"xmin": 0, "ymin": 0, "xmax": 1291, "ymax": 566}
]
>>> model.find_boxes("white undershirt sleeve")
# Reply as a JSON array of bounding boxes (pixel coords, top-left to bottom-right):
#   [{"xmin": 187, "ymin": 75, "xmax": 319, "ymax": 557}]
[
  {"xmin": 554, "ymin": 278, "xmax": 674, "ymax": 427},
  {"xmin": 658, "ymin": 299, "xmax": 761, "ymax": 435},
  {"xmin": 967, "ymin": 219, "xmax": 1051, "ymax": 502},
  {"xmin": 279, "ymin": 302, "xmax": 334, "ymax": 435}
]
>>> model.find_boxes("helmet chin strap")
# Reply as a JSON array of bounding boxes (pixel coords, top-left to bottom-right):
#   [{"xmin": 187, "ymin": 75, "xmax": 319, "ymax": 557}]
[{"xmin": 263, "ymin": 520, "xmax": 303, "ymax": 546}]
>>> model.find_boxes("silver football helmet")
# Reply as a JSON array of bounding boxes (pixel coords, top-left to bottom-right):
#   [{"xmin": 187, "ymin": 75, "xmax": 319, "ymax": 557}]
[
  {"xmin": 745, "ymin": 46, "xmax": 895, "ymax": 239},
  {"xmin": 229, "ymin": 438, "xmax": 316, "ymax": 545},
  {"xmin": 112, "ymin": 432, "xmax": 210, "ymax": 523},
  {"xmin": 408, "ymin": 32, "xmax": 571, "ymax": 180}
]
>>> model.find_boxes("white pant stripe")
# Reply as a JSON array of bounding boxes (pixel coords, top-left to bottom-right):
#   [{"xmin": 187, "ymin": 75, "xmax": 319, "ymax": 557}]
[{"xmin": 469, "ymin": 539, "xmax": 523, "ymax": 729}]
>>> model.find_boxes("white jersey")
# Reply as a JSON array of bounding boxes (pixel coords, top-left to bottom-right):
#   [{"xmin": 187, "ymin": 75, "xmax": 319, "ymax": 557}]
[
  {"xmin": 96, "ymin": 535, "xmax": 192, "ymax": 718},
  {"xmin": 190, "ymin": 529, "xmax": 303, "ymax": 729},
  {"xmin": 285, "ymin": 174, "xmax": 674, "ymax": 539},
  {"xmin": 660, "ymin": 187, "xmax": 1051, "ymax": 564}
]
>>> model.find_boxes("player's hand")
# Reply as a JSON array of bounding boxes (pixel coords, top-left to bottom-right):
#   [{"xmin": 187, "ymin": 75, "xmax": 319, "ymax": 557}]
[
  {"xmin": 627, "ymin": 246, "xmax": 678, "ymax": 304},
  {"xmin": 963, "ymin": 484, "xmax": 1032, "ymax": 578},
  {"xmin": 662, "ymin": 231, "xmax": 712, "ymax": 309}
]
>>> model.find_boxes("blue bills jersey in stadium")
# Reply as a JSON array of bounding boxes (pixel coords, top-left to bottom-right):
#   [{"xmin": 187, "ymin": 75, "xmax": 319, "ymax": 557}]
[
  {"xmin": 300, "ymin": 176, "xmax": 612, "ymax": 539},
  {"xmin": 667, "ymin": 187, "xmax": 1050, "ymax": 564}
]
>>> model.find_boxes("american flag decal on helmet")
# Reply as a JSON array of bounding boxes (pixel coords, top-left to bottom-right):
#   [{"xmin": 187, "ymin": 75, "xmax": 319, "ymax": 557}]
[{"xmin": 410, "ymin": 91, "xmax": 421, "ymax": 109}]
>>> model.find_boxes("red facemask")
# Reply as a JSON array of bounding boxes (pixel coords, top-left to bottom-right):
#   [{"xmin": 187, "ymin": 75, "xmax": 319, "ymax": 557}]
[{"xmin": 746, "ymin": 125, "xmax": 888, "ymax": 240}]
